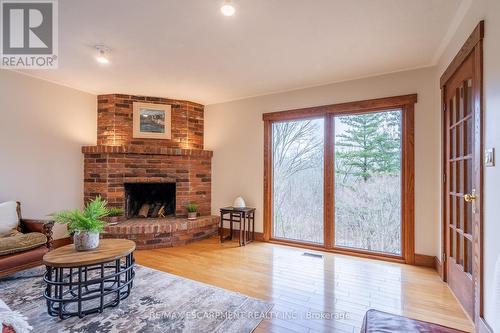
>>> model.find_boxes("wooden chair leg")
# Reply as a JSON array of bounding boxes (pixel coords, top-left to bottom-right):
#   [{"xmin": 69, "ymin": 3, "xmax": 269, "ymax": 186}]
[
  {"xmin": 252, "ymin": 214, "xmax": 255, "ymax": 241},
  {"xmin": 229, "ymin": 214, "xmax": 233, "ymax": 240},
  {"xmin": 220, "ymin": 212, "xmax": 224, "ymax": 243},
  {"xmin": 242, "ymin": 213, "xmax": 247, "ymax": 246},
  {"xmin": 239, "ymin": 214, "xmax": 242, "ymax": 246}
]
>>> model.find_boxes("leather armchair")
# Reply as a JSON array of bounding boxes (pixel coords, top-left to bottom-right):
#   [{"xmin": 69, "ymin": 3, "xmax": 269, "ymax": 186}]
[
  {"xmin": 360, "ymin": 309, "xmax": 466, "ymax": 333},
  {"xmin": 0, "ymin": 202, "xmax": 54, "ymax": 278}
]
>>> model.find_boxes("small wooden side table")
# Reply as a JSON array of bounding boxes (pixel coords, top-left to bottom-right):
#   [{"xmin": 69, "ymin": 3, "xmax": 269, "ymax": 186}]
[
  {"xmin": 42, "ymin": 239, "xmax": 136, "ymax": 319},
  {"xmin": 220, "ymin": 207, "xmax": 256, "ymax": 246}
]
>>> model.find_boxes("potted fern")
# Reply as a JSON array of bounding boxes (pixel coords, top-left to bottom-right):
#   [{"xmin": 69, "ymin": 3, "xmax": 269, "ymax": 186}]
[
  {"xmin": 53, "ymin": 197, "xmax": 111, "ymax": 251},
  {"xmin": 105, "ymin": 207, "xmax": 124, "ymax": 224},
  {"xmin": 186, "ymin": 202, "xmax": 198, "ymax": 220}
]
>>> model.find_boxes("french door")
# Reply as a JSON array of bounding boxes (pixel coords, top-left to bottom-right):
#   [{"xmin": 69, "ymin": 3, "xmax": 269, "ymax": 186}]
[
  {"xmin": 444, "ymin": 55, "xmax": 475, "ymax": 318},
  {"xmin": 441, "ymin": 21, "xmax": 484, "ymax": 323},
  {"xmin": 263, "ymin": 95, "xmax": 415, "ymax": 263}
]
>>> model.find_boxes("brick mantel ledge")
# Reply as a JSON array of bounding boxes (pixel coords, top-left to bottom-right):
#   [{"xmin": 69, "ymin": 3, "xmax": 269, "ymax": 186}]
[{"xmin": 82, "ymin": 145, "xmax": 213, "ymax": 158}]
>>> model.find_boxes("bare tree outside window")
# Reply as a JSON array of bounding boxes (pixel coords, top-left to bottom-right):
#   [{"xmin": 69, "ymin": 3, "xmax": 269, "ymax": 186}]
[
  {"xmin": 272, "ymin": 119, "xmax": 324, "ymax": 244},
  {"xmin": 271, "ymin": 110, "xmax": 402, "ymax": 254}
]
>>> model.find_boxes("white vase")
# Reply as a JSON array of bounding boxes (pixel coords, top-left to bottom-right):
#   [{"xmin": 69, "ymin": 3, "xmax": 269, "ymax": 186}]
[
  {"xmin": 73, "ymin": 231, "xmax": 100, "ymax": 251},
  {"xmin": 233, "ymin": 196, "xmax": 246, "ymax": 208}
]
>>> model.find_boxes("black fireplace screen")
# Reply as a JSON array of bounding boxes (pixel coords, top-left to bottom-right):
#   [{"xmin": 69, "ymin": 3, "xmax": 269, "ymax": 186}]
[{"xmin": 124, "ymin": 183, "xmax": 175, "ymax": 218}]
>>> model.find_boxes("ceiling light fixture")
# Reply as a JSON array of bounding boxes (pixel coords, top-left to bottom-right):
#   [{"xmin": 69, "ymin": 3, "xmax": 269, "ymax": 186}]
[
  {"xmin": 220, "ymin": 0, "xmax": 235, "ymax": 16},
  {"xmin": 95, "ymin": 45, "xmax": 110, "ymax": 64}
]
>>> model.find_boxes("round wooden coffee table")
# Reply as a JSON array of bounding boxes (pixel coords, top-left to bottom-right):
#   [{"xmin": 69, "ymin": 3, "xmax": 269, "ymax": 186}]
[{"xmin": 42, "ymin": 239, "xmax": 136, "ymax": 319}]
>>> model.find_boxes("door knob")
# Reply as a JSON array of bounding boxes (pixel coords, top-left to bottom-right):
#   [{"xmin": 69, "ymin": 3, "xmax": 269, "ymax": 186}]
[{"xmin": 464, "ymin": 190, "xmax": 477, "ymax": 202}]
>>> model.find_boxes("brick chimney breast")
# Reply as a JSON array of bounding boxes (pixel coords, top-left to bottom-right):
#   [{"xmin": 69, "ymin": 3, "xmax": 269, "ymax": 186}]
[{"xmin": 83, "ymin": 94, "xmax": 212, "ymax": 217}]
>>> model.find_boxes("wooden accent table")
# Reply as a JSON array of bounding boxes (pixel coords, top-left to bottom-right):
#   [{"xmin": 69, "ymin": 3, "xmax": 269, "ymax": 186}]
[
  {"xmin": 42, "ymin": 239, "xmax": 136, "ymax": 319},
  {"xmin": 220, "ymin": 207, "xmax": 256, "ymax": 246}
]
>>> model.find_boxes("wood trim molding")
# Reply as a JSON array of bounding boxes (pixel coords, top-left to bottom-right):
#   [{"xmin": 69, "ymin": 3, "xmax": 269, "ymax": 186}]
[
  {"xmin": 262, "ymin": 94, "xmax": 418, "ymax": 121},
  {"xmin": 268, "ymin": 238, "xmax": 406, "ymax": 264},
  {"xmin": 220, "ymin": 228, "xmax": 264, "ymax": 242},
  {"xmin": 402, "ymin": 103, "xmax": 416, "ymax": 265},
  {"xmin": 414, "ymin": 254, "xmax": 436, "ymax": 268},
  {"xmin": 440, "ymin": 87, "xmax": 448, "ymax": 282},
  {"xmin": 440, "ymin": 21, "xmax": 484, "ymax": 87},
  {"xmin": 263, "ymin": 95, "xmax": 416, "ymax": 264},
  {"xmin": 435, "ymin": 257, "xmax": 443, "ymax": 277},
  {"xmin": 408, "ymin": 255, "xmax": 445, "ymax": 273},
  {"xmin": 53, "ymin": 237, "xmax": 72, "ymax": 249},
  {"xmin": 0, "ymin": 261, "xmax": 42, "ymax": 278},
  {"xmin": 473, "ymin": 34, "xmax": 485, "ymax": 330},
  {"xmin": 263, "ymin": 120, "xmax": 272, "ymax": 242},
  {"xmin": 324, "ymin": 114, "xmax": 334, "ymax": 249},
  {"xmin": 477, "ymin": 318, "xmax": 493, "ymax": 333}
]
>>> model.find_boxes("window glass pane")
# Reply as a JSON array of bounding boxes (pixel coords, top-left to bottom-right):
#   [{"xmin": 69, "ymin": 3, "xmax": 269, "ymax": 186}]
[
  {"xmin": 451, "ymin": 162, "xmax": 456, "ymax": 193},
  {"xmin": 450, "ymin": 194, "xmax": 456, "ymax": 227},
  {"xmin": 466, "ymin": 118, "xmax": 473, "ymax": 155},
  {"xmin": 458, "ymin": 235, "xmax": 464, "ymax": 266},
  {"xmin": 451, "ymin": 95, "xmax": 456, "ymax": 125},
  {"xmin": 466, "ymin": 240, "xmax": 472, "ymax": 273},
  {"xmin": 451, "ymin": 227, "xmax": 456, "ymax": 258},
  {"xmin": 451, "ymin": 127, "xmax": 456, "ymax": 158},
  {"xmin": 334, "ymin": 110, "xmax": 402, "ymax": 255},
  {"xmin": 272, "ymin": 118, "xmax": 324, "ymax": 244},
  {"xmin": 465, "ymin": 79, "xmax": 473, "ymax": 116},
  {"xmin": 459, "ymin": 86, "xmax": 464, "ymax": 120}
]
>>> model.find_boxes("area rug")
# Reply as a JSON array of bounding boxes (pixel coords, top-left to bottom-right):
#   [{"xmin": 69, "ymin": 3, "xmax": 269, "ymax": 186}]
[{"xmin": 0, "ymin": 265, "xmax": 272, "ymax": 333}]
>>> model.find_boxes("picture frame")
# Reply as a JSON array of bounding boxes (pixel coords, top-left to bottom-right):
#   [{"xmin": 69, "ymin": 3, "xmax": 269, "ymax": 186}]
[{"xmin": 132, "ymin": 102, "xmax": 171, "ymax": 139}]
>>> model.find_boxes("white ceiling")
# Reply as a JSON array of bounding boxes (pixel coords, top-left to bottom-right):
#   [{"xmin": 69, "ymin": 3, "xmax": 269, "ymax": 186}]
[{"xmin": 19, "ymin": 0, "xmax": 463, "ymax": 104}]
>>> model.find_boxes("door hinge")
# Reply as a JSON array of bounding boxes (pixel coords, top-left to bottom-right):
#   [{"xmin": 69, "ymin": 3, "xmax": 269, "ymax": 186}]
[
  {"xmin": 443, "ymin": 173, "xmax": 446, "ymax": 184},
  {"xmin": 442, "ymin": 252, "xmax": 446, "ymax": 263}
]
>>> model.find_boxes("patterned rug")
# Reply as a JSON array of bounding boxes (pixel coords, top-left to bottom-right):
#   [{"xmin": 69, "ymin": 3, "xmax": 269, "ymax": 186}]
[{"xmin": 0, "ymin": 265, "xmax": 272, "ymax": 333}]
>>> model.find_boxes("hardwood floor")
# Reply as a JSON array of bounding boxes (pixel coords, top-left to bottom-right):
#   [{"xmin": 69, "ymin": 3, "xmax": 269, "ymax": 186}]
[{"xmin": 135, "ymin": 237, "xmax": 473, "ymax": 333}]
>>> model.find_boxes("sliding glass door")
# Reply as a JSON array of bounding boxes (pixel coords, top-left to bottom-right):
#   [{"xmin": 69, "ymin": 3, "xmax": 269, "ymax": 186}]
[
  {"xmin": 334, "ymin": 110, "xmax": 402, "ymax": 255},
  {"xmin": 266, "ymin": 100, "xmax": 412, "ymax": 260},
  {"xmin": 272, "ymin": 118, "xmax": 324, "ymax": 244}
]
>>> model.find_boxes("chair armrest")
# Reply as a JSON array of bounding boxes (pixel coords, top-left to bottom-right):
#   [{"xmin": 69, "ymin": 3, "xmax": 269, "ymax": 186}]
[
  {"xmin": 3, "ymin": 324, "xmax": 16, "ymax": 333},
  {"xmin": 20, "ymin": 218, "xmax": 55, "ymax": 250}
]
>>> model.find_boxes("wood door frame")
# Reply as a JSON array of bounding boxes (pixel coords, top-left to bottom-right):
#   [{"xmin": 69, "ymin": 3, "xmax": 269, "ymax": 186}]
[
  {"xmin": 263, "ymin": 94, "xmax": 416, "ymax": 264},
  {"xmin": 440, "ymin": 21, "xmax": 489, "ymax": 332}
]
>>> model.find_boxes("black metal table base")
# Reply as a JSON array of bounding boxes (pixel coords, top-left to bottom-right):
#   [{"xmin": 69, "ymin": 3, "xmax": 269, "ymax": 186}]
[{"xmin": 44, "ymin": 253, "xmax": 135, "ymax": 319}]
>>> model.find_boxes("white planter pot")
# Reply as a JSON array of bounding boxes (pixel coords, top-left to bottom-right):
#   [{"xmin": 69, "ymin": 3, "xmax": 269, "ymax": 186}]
[
  {"xmin": 187, "ymin": 212, "xmax": 197, "ymax": 220},
  {"xmin": 73, "ymin": 231, "xmax": 100, "ymax": 251}
]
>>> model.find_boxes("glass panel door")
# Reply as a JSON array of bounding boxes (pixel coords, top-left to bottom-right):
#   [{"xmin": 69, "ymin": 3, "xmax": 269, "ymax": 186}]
[
  {"xmin": 272, "ymin": 118, "xmax": 324, "ymax": 244},
  {"xmin": 334, "ymin": 110, "xmax": 402, "ymax": 255},
  {"xmin": 448, "ymin": 79, "xmax": 474, "ymax": 274}
]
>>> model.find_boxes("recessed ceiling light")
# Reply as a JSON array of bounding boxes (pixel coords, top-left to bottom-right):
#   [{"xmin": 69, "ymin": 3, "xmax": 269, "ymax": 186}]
[
  {"xmin": 95, "ymin": 45, "xmax": 110, "ymax": 64},
  {"xmin": 221, "ymin": 0, "xmax": 235, "ymax": 16}
]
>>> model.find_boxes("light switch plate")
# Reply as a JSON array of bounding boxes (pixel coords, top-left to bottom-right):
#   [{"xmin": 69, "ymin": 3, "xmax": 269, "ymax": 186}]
[{"xmin": 485, "ymin": 148, "xmax": 495, "ymax": 167}]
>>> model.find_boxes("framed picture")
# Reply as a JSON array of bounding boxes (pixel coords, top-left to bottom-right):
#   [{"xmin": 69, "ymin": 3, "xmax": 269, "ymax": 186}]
[{"xmin": 133, "ymin": 102, "xmax": 171, "ymax": 139}]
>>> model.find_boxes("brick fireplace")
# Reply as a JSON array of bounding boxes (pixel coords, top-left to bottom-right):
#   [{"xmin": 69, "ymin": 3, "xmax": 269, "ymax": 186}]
[
  {"xmin": 82, "ymin": 94, "xmax": 219, "ymax": 249},
  {"xmin": 125, "ymin": 182, "xmax": 176, "ymax": 218}
]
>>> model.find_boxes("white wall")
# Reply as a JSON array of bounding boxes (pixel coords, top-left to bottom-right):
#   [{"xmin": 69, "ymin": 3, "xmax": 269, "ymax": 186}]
[
  {"xmin": 0, "ymin": 70, "xmax": 96, "ymax": 239},
  {"xmin": 436, "ymin": 0, "xmax": 500, "ymax": 329},
  {"xmin": 205, "ymin": 67, "xmax": 440, "ymax": 257}
]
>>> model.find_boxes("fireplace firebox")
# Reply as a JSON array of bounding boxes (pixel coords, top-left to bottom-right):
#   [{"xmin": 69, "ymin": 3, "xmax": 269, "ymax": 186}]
[{"xmin": 124, "ymin": 183, "xmax": 176, "ymax": 219}]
